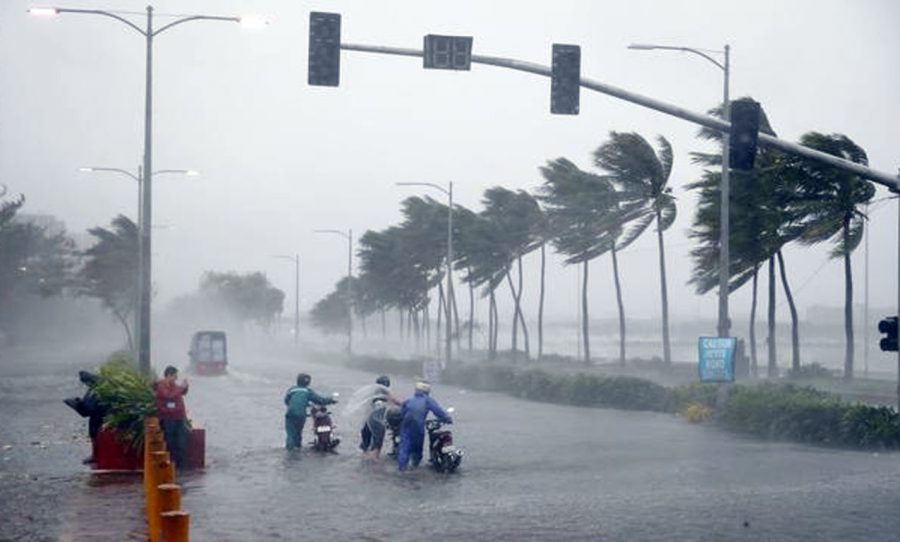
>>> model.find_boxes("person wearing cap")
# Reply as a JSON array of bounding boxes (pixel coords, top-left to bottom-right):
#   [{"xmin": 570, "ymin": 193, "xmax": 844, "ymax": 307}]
[
  {"xmin": 154, "ymin": 366, "xmax": 190, "ymax": 470},
  {"xmin": 397, "ymin": 380, "xmax": 452, "ymax": 471},
  {"xmin": 284, "ymin": 372, "xmax": 337, "ymax": 450},
  {"xmin": 359, "ymin": 375, "xmax": 402, "ymax": 459}
]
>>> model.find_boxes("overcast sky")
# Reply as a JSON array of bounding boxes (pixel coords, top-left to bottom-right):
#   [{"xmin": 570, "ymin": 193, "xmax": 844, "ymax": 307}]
[{"xmin": 2, "ymin": 1, "xmax": 899, "ymax": 336}]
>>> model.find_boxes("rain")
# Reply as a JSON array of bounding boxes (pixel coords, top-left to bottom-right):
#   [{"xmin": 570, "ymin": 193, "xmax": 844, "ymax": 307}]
[{"xmin": 2, "ymin": 0, "xmax": 900, "ymax": 540}]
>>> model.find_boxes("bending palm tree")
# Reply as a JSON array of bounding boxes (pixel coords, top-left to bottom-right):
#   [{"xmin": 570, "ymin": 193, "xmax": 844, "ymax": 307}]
[
  {"xmin": 593, "ymin": 132, "xmax": 677, "ymax": 365},
  {"xmin": 788, "ymin": 132, "xmax": 874, "ymax": 380}
]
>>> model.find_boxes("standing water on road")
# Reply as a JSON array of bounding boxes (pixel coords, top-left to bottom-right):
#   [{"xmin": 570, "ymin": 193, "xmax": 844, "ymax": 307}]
[{"xmin": 171, "ymin": 354, "xmax": 900, "ymax": 541}]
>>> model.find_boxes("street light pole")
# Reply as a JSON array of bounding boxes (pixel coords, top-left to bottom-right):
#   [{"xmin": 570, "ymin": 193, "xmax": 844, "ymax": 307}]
[
  {"xmin": 628, "ymin": 43, "xmax": 731, "ymax": 338},
  {"xmin": 314, "ymin": 229, "xmax": 354, "ymax": 356},
  {"xmin": 273, "ymin": 254, "xmax": 300, "ymax": 348},
  {"xmin": 396, "ymin": 181, "xmax": 454, "ymax": 366},
  {"xmin": 33, "ymin": 5, "xmax": 264, "ymax": 374}
]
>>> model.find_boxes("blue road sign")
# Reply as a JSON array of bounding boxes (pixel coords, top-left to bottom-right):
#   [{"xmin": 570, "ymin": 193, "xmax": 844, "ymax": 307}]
[{"xmin": 698, "ymin": 337, "xmax": 736, "ymax": 382}]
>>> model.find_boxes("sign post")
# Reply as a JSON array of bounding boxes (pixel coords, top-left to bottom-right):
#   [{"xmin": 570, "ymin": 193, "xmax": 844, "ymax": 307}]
[{"xmin": 698, "ymin": 337, "xmax": 737, "ymax": 383}]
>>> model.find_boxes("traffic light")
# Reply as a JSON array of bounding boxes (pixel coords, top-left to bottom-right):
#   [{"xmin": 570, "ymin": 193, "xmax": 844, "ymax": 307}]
[
  {"xmin": 728, "ymin": 99, "xmax": 761, "ymax": 170},
  {"xmin": 879, "ymin": 316, "xmax": 898, "ymax": 352},
  {"xmin": 308, "ymin": 12, "xmax": 341, "ymax": 87},
  {"xmin": 551, "ymin": 44, "xmax": 580, "ymax": 115},
  {"xmin": 423, "ymin": 35, "xmax": 473, "ymax": 70}
]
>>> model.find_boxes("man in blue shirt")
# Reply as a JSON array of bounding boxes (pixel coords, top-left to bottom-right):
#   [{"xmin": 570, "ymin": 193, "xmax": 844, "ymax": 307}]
[
  {"xmin": 398, "ymin": 380, "xmax": 452, "ymax": 471},
  {"xmin": 284, "ymin": 373, "xmax": 336, "ymax": 450}
]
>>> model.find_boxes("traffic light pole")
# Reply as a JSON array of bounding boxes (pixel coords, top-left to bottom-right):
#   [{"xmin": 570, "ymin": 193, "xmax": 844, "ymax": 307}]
[{"xmin": 339, "ymin": 42, "xmax": 899, "ymax": 190}]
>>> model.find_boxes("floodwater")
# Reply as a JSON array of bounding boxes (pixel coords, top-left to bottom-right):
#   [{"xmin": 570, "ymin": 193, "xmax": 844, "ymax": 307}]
[
  {"xmin": 182, "ymin": 355, "xmax": 900, "ymax": 541},
  {"xmin": 4, "ymin": 349, "xmax": 900, "ymax": 541}
]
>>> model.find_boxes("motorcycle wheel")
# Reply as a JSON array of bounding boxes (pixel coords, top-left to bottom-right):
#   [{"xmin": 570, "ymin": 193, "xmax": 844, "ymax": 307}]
[
  {"xmin": 315, "ymin": 433, "xmax": 330, "ymax": 452},
  {"xmin": 445, "ymin": 454, "xmax": 461, "ymax": 473}
]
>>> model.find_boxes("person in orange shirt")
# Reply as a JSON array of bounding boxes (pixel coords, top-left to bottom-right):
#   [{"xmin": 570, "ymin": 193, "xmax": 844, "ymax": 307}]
[{"xmin": 154, "ymin": 366, "xmax": 189, "ymax": 469}]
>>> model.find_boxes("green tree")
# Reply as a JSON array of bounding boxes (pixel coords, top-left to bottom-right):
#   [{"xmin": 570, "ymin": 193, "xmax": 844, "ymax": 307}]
[
  {"xmin": 311, "ymin": 277, "xmax": 352, "ymax": 335},
  {"xmin": 539, "ymin": 158, "xmax": 642, "ymax": 364},
  {"xmin": 79, "ymin": 215, "xmax": 139, "ymax": 350},
  {"xmin": 0, "ymin": 194, "xmax": 76, "ymax": 342},
  {"xmin": 593, "ymin": 132, "xmax": 677, "ymax": 365},
  {"xmin": 688, "ymin": 99, "xmax": 803, "ymax": 376},
  {"xmin": 480, "ymin": 187, "xmax": 543, "ymax": 361},
  {"xmin": 199, "ymin": 271, "xmax": 285, "ymax": 331},
  {"xmin": 788, "ymin": 132, "xmax": 874, "ymax": 380}
]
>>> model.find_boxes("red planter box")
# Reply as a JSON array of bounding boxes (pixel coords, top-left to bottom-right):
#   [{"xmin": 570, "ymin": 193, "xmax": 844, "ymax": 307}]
[
  {"xmin": 188, "ymin": 427, "xmax": 205, "ymax": 470},
  {"xmin": 94, "ymin": 426, "xmax": 205, "ymax": 471},
  {"xmin": 95, "ymin": 427, "xmax": 142, "ymax": 471}
]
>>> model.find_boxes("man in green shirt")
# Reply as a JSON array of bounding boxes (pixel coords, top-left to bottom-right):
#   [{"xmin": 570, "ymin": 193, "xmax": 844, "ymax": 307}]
[{"xmin": 284, "ymin": 373, "xmax": 336, "ymax": 450}]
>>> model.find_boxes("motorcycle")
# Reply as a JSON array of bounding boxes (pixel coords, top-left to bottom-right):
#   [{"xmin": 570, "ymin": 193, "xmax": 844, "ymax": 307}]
[
  {"xmin": 427, "ymin": 407, "xmax": 462, "ymax": 473},
  {"xmin": 310, "ymin": 393, "xmax": 341, "ymax": 453},
  {"xmin": 385, "ymin": 406, "xmax": 402, "ymax": 458}
]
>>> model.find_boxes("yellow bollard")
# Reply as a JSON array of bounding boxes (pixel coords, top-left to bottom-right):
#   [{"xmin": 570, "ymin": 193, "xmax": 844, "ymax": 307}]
[
  {"xmin": 157, "ymin": 483, "xmax": 182, "ymax": 514},
  {"xmin": 148, "ymin": 452, "xmax": 170, "ymax": 542},
  {"xmin": 160, "ymin": 511, "xmax": 190, "ymax": 542}
]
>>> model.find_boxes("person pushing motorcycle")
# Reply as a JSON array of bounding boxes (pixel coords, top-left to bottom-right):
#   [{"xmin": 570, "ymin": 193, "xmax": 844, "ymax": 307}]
[
  {"xmin": 397, "ymin": 380, "xmax": 452, "ymax": 471},
  {"xmin": 284, "ymin": 373, "xmax": 337, "ymax": 450},
  {"xmin": 359, "ymin": 375, "xmax": 402, "ymax": 459}
]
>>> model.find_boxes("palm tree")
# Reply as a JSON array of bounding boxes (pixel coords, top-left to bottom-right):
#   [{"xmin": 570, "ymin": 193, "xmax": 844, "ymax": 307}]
[
  {"xmin": 479, "ymin": 187, "xmax": 543, "ymax": 361},
  {"xmin": 593, "ymin": 132, "xmax": 677, "ymax": 365},
  {"xmin": 688, "ymin": 99, "xmax": 804, "ymax": 376},
  {"xmin": 788, "ymin": 132, "xmax": 874, "ymax": 380},
  {"xmin": 539, "ymin": 158, "xmax": 640, "ymax": 364}
]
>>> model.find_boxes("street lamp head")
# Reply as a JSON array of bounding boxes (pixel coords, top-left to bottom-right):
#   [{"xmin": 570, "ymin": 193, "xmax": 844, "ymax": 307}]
[
  {"xmin": 78, "ymin": 167, "xmax": 93, "ymax": 172},
  {"xmin": 239, "ymin": 15, "xmax": 268, "ymax": 29},
  {"xmin": 27, "ymin": 7, "xmax": 59, "ymax": 16},
  {"xmin": 627, "ymin": 43, "xmax": 658, "ymax": 50},
  {"xmin": 185, "ymin": 169, "xmax": 200, "ymax": 177}
]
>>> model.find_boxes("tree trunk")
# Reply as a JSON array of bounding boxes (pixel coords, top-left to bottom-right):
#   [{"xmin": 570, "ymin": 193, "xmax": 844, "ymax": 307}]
[
  {"xmin": 381, "ymin": 308, "xmax": 386, "ymax": 339},
  {"xmin": 767, "ymin": 255, "xmax": 777, "ymax": 378},
  {"xmin": 610, "ymin": 245, "xmax": 626, "ymax": 366},
  {"xmin": 843, "ymin": 220, "xmax": 855, "ymax": 380},
  {"xmin": 412, "ymin": 309, "xmax": 420, "ymax": 352},
  {"xmin": 490, "ymin": 288, "xmax": 500, "ymax": 359},
  {"xmin": 538, "ymin": 243, "xmax": 546, "ymax": 361},
  {"xmin": 399, "ymin": 309, "xmax": 405, "ymax": 342},
  {"xmin": 437, "ymin": 282, "xmax": 445, "ymax": 356},
  {"xmin": 113, "ymin": 310, "xmax": 134, "ymax": 353},
  {"xmin": 468, "ymin": 271, "xmax": 474, "ymax": 354},
  {"xmin": 516, "ymin": 255, "xmax": 530, "ymax": 359},
  {"xmin": 582, "ymin": 259, "xmax": 591, "ymax": 364},
  {"xmin": 749, "ymin": 267, "xmax": 759, "ymax": 378},
  {"xmin": 506, "ymin": 269, "xmax": 519, "ymax": 362},
  {"xmin": 450, "ymin": 279, "xmax": 461, "ymax": 351},
  {"xmin": 776, "ymin": 250, "xmax": 800, "ymax": 373},
  {"xmin": 655, "ymin": 209, "xmax": 671, "ymax": 365}
]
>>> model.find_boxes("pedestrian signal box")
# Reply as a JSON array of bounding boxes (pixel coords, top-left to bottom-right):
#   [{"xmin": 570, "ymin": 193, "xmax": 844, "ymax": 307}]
[
  {"xmin": 423, "ymin": 35, "xmax": 473, "ymax": 70},
  {"xmin": 879, "ymin": 316, "xmax": 898, "ymax": 352},
  {"xmin": 309, "ymin": 12, "xmax": 341, "ymax": 86},
  {"xmin": 551, "ymin": 44, "xmax": 580, "ymax": 115}
]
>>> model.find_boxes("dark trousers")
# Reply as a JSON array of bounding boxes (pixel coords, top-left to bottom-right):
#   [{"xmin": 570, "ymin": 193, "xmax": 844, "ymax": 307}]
[
  {"xmin": 360, "ymin": 418, "xmax": 386, "ymax": 452},
  {"xmin": 161, "ymin": 418, "xmax": 189, "ymax": 470}
]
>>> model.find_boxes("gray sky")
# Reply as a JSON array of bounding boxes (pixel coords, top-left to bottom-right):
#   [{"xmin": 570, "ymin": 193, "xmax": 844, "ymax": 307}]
[{"xmin": 2, "ymin": 0, "xmax": 899, "ymax": 333}]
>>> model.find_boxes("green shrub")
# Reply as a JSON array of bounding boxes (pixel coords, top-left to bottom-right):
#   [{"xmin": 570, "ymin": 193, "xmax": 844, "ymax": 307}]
[
  {"xmin": 346, "ymin": 356, "xmax": 900, "ymax": 450},
  {"xmin": 840, "ymin": 404, "xmax": 900, "ymax": 448},
  {"xmin": 91, "ymin": 353, "xmax": 156, "ymax": 451}
]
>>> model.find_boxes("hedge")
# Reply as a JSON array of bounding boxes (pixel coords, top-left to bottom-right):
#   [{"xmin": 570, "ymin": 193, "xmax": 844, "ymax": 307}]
[{"xmin": 346, "ymin": 356, "xmax": 900, "ymax": 450}]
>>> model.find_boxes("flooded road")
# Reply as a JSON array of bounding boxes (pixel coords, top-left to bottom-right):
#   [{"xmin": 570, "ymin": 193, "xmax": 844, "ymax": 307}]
[
  {"xmin": 3, "ymin": 350, "xmax": 900, "ymax": 541},
  {"xmin": 181, "ymin": 355, "xmax": 900, "ymax": 541}
]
